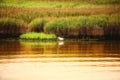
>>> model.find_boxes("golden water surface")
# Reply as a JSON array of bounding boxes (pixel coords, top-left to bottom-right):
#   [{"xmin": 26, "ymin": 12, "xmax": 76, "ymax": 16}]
[{"xmin": 0, "ymin": 40, "xmax": 120, "ymax": 80}]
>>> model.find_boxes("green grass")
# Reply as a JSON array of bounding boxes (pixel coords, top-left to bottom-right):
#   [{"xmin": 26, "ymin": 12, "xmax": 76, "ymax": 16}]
[
  {"xmin": 0, "ymin": 0, "xmax": 119, "ymax": 22},
  {"xmin": 0, "ymin": 18, "xmax": 24, "ymax": 27},
  {"xmin": 0, "ymin": 15, "xmax": 119, "ymax": 39},
  {"xmin": 44, "ymin": 15, "xmax": 120, "ymax": 38},
  {"xmin": 0, "ymin": 18, "xmax": 27, "ymax": 35},
  {"xmin": 0, "ymin": 0, "xmax": 120, "ymax": 39},
  {"xmin": 0, "ymin": 6, "xmax": 119, "ymax": 22},
  {"xmin": 29, "ymin": 18, "xmax": 47, "ymax": 32},
  {"xmin": 1, "ymin": 0, "xmax": 120, "ymax": 8},
  {"xmin": 20, "ymin": 32, "xmax": 57, "ymax": 40},
  {"xmin": 86, "ymin": 0, "xmax": 120, "ymax": 4}
]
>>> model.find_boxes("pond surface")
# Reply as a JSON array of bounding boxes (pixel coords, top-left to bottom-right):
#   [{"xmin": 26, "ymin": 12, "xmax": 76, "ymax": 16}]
[{"xmin": 0, "ymin": 40, "xmax": 120, "ymax": 80}]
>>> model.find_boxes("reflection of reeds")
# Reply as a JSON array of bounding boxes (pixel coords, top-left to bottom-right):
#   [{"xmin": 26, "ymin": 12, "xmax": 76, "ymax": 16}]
[
  {"xmin": 20, "ymin": 41, "xmax": 57, "ymax": 46},
  {"xmin": 19, "ymin": 41, "xmax": 120, "ymax": 57},
  {"xmin": 20, "ymin": 40, "xmax": 57, "ymax": 54}
]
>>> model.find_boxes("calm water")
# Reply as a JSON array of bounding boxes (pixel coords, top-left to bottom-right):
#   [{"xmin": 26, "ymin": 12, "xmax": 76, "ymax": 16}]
[{"xmin": 0, "ymin": 40, "xmax": 120, "ymax": 80}]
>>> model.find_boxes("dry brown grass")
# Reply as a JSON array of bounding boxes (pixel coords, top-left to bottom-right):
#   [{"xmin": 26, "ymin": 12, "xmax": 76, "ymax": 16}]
[{"xmin": 0, "ymin": 7, "xmax": 120, "ymax": 22}]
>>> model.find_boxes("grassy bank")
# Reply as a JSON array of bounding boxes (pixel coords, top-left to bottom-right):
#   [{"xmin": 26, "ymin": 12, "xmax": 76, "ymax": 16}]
[
  {"xmin": 29, "ymin": 18, "xmax": 47, "ymax": 32},
  {"xmin": 1, "ymin": 0, "xmax": 120, "ymax": 8},
  {"xmin": 0, "ymin": 0, "xmax": 120, "ymax": 8},
  {"xmin": 20, "ymin": 32, "xmax": 56, "ymax": 40},
  {"xmin": 44, "ymin": 15, "xmax": 120, "ymax": 39},
  {"xmin": 0, "ymin": 0, "xmax": 120, "ymax": 22},
  {"xmin": 0, "ymin": 15, "xmax": 120, "ymax": 40},
  {"xmin": 0, "ymin": 18, "xmax": 27, "ymax": 38}
]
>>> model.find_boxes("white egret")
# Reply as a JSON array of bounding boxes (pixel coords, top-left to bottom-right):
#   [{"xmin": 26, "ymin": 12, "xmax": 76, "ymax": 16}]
[{"xmin": 58, "ymin": 37, "xmax": 64, "ymax": 41}]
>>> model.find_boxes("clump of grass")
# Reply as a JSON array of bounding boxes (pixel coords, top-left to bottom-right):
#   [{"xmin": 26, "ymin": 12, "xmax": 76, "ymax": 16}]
[
  {"xmin": 29, "ymin": 18, "xmax": 47, "ymax": 32},
  {"xmin": 87, "ymin": 0, "xmax": 120, "ymax": 4},
  {"xmin": 44, "ymin": 16, "xmax": 105, "ymax": 37},
  {"xmin": 44, "ymin": 15, "xmax": 120, "ymax": 39},
  {"xmin": 20, "ymin": 32, "xmax": 57, "ymax": 40},
  {"xmin": 0, "ymin": 18, "xmax": 27, "ymax": 38},
  {"xmin": 45, "ymin": 18, "xmax": 79, "ymax": 37},
  {"xmin": 103, "ymin": 15, "xmax": 120, "ymax": 39}
]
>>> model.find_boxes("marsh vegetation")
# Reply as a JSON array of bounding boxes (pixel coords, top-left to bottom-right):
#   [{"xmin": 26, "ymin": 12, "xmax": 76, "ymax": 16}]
[{"xmin": 0, "ymin": 0, "xmax": 120, "ymax": 40}]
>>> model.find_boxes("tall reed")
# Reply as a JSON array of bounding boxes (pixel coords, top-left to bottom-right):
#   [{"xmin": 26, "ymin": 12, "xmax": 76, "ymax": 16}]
[
  {"xmin": 44, "ymin": 15, "xmax": 120, "ymax": 39},
  {"xmin": 29, "ymin": 18, "xmax": 47, "ymax": 32},
  {"xmin": 0, "ymin": 18, "xmax": 27, "ymax": 38}
]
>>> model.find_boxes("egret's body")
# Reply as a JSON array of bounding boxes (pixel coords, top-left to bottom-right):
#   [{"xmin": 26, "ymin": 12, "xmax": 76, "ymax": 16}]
[{"xmin": 58, "ymin": 37, "xmax": 64, "ymax": 41}]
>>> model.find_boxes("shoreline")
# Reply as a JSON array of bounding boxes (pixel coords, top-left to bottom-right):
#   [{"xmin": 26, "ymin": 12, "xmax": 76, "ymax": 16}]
[{"xmin": 0, "ymin": 38, "xmax": 120, "ymax": 42}]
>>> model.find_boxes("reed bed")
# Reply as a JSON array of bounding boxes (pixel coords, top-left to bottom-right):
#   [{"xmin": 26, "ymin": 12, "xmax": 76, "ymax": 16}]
[
  {"xmin": 0, "ymin": 15, "xmax": 119, "ymax": 39},
  {"xmin": 40, "ymin": 0, "xmax": 120, "ymax": 4},
  {"xmin": 0, "ymin": 18, "xmax": 27, "ymax": 38},
  {"xmin": 1, "ymin": 0, "xmax": 120, "ymax": 8},
  {"xmin": 0, "ymin": 0, "xmax": 120, "ymax": 40},
  {"xmin": 0, "ymin": 7, "xmax": 120, "ymax": 22},
  {"xmin": 44, "ymin": 15, "xmax": 120, "ymax": 39},
  {"xmin": 29, "ymin": 18, "xmax": 47, "ymax": 32}
]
